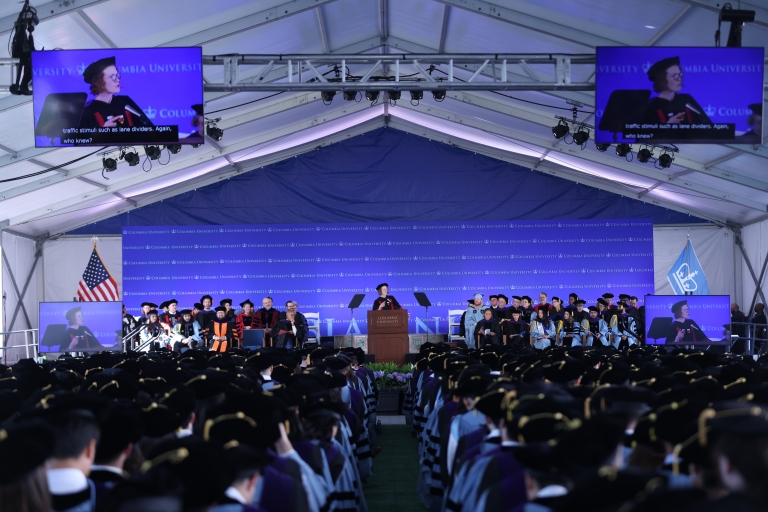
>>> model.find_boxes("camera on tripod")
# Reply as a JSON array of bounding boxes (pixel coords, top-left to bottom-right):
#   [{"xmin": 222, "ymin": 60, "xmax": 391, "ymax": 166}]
[{"xmin": 9, "ymin": 0, "xmax": 39, "ymax": 96}]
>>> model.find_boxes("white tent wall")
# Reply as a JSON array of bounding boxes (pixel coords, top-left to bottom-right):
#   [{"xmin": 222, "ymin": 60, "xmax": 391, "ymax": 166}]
[
  {"xmin": 41, "ymin": 237, "xmax": 123, "ymax": 302},
  {"xmin": 740, "ymin": 219, "xmax": 768, "ymax": 317},
  {"xmin": 1, "ymin": 232, "xmax": 42, "ymax": 364},
  {"xmin": 653, "ymin": 225, "xmax": 739, "ymax": 304}
]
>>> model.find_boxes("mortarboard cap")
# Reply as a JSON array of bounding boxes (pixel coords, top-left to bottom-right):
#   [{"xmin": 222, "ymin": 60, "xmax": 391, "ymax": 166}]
[
  {"xmin": 512, "ymin": 296, "xmax": 522, "ymax": 301},
  {"xmin": 65, "ymin": 307, "xmax": 81, "ymax": 322},
  {"xmin": 193, "ymin": 303, "xmax": 203, "ymax": 310},
  {"xmin": 220, "ymin": 298, "xmax": 232, "ymax": 306},
  {"xmin": 597, "ymin": 298, "xmax": 609, "ymax": 306},
  {"xmin": 239, "ymin": 299, "xmax": 254, "ymax": 308},
  {"xmin": 214, "ymin": 306, "xmax": 227, "ymax": 312},
  {"xmin": 168, "ymin": 299, "xmax": 178, "ymax": 305},
  {"xmin": 671, "ymin": 300, "xmax": 687, "ymax": 314},
  {"xmin": 83, "ymin": 56, "xmax": 116, "ymax": 84},
  {"xmin": 588, "ymin": 306, "xmax": 599, "ymax": 312},
  {"xmin": 147, "ymin": 310, "xmax": 159, "ymax": 317},
  {"xmin": 179, "ymin": 309, "xmax": 192, "ymax": 316},
  {"xmin": 602, "ymin": 293, "xmax": 614, "ymax": 299},
  {"xmin": 375, "ymin": 283, "xmax": 389, "ymax": 291},
  {"xmin": 141, "ymin": 302, "xmax": 158, "ymax": 309},
  {"xmin": 575, "ymin": 299, "xmax": 587, "ymax": 306},
  {"xmin": 0, "ymin": 420, "xmax": 55, "ymax": 485},
  {"xmin": 489, "ymin": 295, "xmax": 498, "ymax": 299},
  {"xmin": 647, "ymin": 56, "xmax": 680, "ymax": 82}
]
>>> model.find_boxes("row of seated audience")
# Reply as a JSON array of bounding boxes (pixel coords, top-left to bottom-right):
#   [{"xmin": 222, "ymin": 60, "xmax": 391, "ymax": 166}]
[{"xmin": 0, "ymin": 346, "xmax": 380, "ymax": 512}]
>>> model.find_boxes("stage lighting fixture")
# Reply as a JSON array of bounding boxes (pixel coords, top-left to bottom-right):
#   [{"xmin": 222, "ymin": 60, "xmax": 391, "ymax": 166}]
[
  {"xmin": 637, "ymin": 147, "xmax": 653, "ymax": 163},
  {"xmin": 432, "ymin": 90, "xmax": 446, "ymax": 101},
  {"xmin": 717, "ymin": 4, "xmax": 756, "ymax": 47},
  {"xmin": 552, "ymin": 120, "xmax": 569, "ymax": 140},
  {"xmin": 388, "ymin": 90, "xmax": 401, "ymax": 102},
  {"xmin": 166, "ymin": 144, "xmax": 181, "ymax": 154},
  {"xmin": 615, "ymin": 143, "xmax": 631, "ymax": 158},
  {"xmin": 206, "ymin": 124, "xmax": 223, "ymax": 141},
  {"xmin": 365, "ymin": 90, "xmax": 380, "ymax": 103},
  {"xmin": 658, "ymin": 153, "xmax": 674, "ymax": 168},
  {"xmin": 572, "ymin": 127, "xmax": 589, "ymax": 146},
  {"xmin": 410, "ymin": 90, "xmax": 423, "ymax": 102},
  {"xmin": 145, "ymin": 145, "xmax": 162, "ymax": 160},
  {"xmin": 102, "ymin": 157, "xmax": 117, "ymax": 172},
  {"xmin": 122, "ymin": 150, "xmax": 140, "ymax": 166},
  {"xmin": 192, "ymin": 143, "xmax": 202, "ymax": 148},
  {"xmin": 595, "ymin": 143, "xmax": 610, "ymax": 152},
  {"xmin": 321, "ymin": 90, "xmax": 335, "ymax": 103},
  {"xmin": 343, "ymin": 90, "xmax": 357, "ymax": 101}
]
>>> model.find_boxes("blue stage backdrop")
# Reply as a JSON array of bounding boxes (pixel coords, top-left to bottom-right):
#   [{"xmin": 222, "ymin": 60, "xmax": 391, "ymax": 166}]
[{"xmin": 123, "ymin": 219, "xmax": 654, "ymax": 336}]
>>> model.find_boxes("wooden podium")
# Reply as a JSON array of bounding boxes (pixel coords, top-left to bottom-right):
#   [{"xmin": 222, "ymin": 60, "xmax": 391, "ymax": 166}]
[{"xmin": 367, "ymin": 309, "xmax": 409, "ymax": 364}]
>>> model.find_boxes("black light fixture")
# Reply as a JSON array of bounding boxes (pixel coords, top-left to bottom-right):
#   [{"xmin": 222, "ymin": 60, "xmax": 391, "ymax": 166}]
[
  {"xmin": 343, "ymin": 90, "xmax": 357, "ymax": 101},
  {"xmin": 145, "ymin": 145, "xmax": 162, "ymax": 160},
  {"xmin": 595, "ymin": 143, "xmax": 610, "ymax": 152},
  {"xmin": 552, "ymin": 120, "xmax": 569, "ymax": 140},
  {"xmin": 615, "ymin": 143, "xmax": 632, "ymax": 158},
  {"xmin": 572, "ymin": 127, "xmax": 589, "ymax": 146},
  {"xmin": 122, "ymin": 150, "xmax": 140, "ymax": 166},
  {"xmin": 206, "ymin": 124, "xmax": 223, "ymax": 141},
  {"xmin": 409, "ymin": 90, "xmax": 423, "ymax": 104},
  {"xmin": 191, "ymin": 143, "xmax": 202, "ymax": 148},
  {"xmin": 365, "ymin": 90, "xmax": 380, "ymax": 103},
  {"xmin": 432, "ymin": 90, "xmax": 446, "ymax": 101},
  {"xmin": 102, "ymin": 156, "xmax": 117, "ymax": 172},
  {"xmin": 388, "ymin": 90, "xmax": 401, "ymax": 102},
  {"xmin": 658, "ymin": 153, "xmax": 674, "ymax": 168},
  {"xmin": 637, "ymin": 147, "xmax": 653, "ymax": 163},
  {"xmin": 166, "ymin": 144, "xmax": 181, "ymax": 154},
  {"xmin": 321, "ymin": 90, "xmax": 335, "ymax": 104},
  {"xmin": 717, "ymin": 4, "xmax": 756, "ymax": 47}
]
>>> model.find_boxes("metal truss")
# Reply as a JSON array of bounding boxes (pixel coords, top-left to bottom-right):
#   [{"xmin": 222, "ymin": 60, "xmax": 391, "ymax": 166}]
[{"xmin": 202, "ymin": 53, "xmax": 595, "ymax": 92}]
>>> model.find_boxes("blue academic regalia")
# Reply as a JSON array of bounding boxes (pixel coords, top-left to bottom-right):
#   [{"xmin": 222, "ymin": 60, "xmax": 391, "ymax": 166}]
[
  {"xmin": 530, "ymin": 318, "xmax": 555, "ymax": 350},
  {"xmin": 610, "ymin": 314, "xmax": 638, "ymax": 349},
  {"xmin": 583, "ymin": 317, "xmax": 609, "ymax": 347}
]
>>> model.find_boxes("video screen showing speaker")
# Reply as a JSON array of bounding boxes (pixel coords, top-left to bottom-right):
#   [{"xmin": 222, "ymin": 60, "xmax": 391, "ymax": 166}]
[
  {"xmin": 644, "ymin": 295, "xmax": 731, "ymax": 345},
  {"xmin": 32, "ymin": 48, "xmax": 203, "ymax": 147},
  {"xmin": 595, "ymin": 47, "xmax": 764, "ymax": 144},
  {"xmin": 39, "ymin": 301, "xmax": 123, "ymax": 352}
]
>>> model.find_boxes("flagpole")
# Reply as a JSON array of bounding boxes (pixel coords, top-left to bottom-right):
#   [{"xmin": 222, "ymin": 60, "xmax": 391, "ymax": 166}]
[{"xmin": 686, "ymin": 231, "xmax": 691, "ymax": 296}]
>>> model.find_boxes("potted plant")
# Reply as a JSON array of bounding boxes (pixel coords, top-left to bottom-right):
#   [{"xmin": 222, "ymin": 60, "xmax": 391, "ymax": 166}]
[{"xmin": 367, "ymin": 362, "xmax": 414, "ymax": 414}]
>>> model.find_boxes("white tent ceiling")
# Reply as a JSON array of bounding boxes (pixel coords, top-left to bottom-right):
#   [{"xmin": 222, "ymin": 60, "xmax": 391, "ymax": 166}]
[{"xmin": 0, "ymin": 0, "xmax": 766, "ymax": 239}]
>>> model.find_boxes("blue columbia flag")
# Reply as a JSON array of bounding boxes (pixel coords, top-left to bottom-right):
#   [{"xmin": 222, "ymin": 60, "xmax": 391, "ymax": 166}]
[{"xmin": 667, "ymin": 240, "xmax": 709, "ymax": 295}]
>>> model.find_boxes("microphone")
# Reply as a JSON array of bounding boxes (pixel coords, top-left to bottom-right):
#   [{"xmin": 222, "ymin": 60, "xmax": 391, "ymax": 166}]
[{"xmin": 685, "ymin": 103, "xmax": 701, "ymax": 115}]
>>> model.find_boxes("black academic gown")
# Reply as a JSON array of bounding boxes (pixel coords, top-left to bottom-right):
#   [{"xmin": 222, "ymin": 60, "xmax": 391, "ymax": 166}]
[
  {"xmin": 666, "ymin": 319, "xmax": 709, "ymax": 344},
  {"xmin": 474, "ymin": 319, "xmax": 502, "ymax": 346},
  {"xmin": 503, "ymin": 321, "xmax": 529, "ymax": 346},
  {"xmin": 79, "ymin": 95, "xmax": 154, "ymax": 129},
  {"xmin": 270, "ymin": 318, "xmax": 303, "ymax": 349},
  {"xmin": 372, "ymin": 295, "xmax": 401, "ymax": 310},
  {"xmin": 63, "ymin": 326, "xmax": 102, "ymax": 350},
  {"xmin": 642, "ymin": 94, "xmax": 711, "ymax": 125}
]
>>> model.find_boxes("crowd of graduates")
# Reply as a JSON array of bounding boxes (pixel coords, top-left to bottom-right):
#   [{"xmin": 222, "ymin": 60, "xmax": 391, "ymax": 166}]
[
  {"xmin": 404, "ymin": 339, "xmax": 768, "ymax": 512},
  {"xmin": 0, "ymin": 346, "xmax": 381, "ymax": 512}
]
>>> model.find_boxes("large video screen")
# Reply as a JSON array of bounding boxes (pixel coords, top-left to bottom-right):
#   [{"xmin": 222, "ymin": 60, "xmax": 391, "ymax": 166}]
[
  {"xmin": 644, "ymin": 295, "xmax": 730, "ymax": 345},
  {"xmin": 595, "ymin": 47, "xmax": 764, "ymax": 144},
  {"xmin": 122, "ymin": 220, "xmax": 655, "ymax": 336},
  {"xmin": 39, "ymin": 301, "xmax": 123, "ymax": 352},
  {"xmin": 32, "ymin": 48, "xmax": 203, "ymax": 147}
]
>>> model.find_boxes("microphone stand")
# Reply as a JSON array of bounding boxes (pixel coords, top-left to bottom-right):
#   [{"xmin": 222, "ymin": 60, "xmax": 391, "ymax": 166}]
[
  {"xmin": 122, "ymin": 324, "xmax": 146, "ymax": 352},
  {"xmin": 136, "ymin": 330, "xmax": 161, "ymax": 352}
]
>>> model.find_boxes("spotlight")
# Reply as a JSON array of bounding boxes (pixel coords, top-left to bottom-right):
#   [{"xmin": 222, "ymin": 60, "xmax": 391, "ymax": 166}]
[
  {"xmin": 637, "ymin": 147, "xmax": 653, "ymax": 163},
  {"xmin": 572, "ymin": 127, "xmax": 589, "ymax": 146},
  {"xmin": 206, "ymin": 124, "xmax": 223, "ymax": 141},
  {"xmin": 365, "ymin": 90, "xmax": 380, "ymax": 103},
  {"xmin": 615, "ymin": 143, "xmax": 631, "ymax": 157},
  {"xmin": 145, "ymin": 145, "xmax": 162, "ymax": 160},
  {"xmin": 166, "ymin": 144, "xmax": 181, "ymax": 154},
  {"xmin": 595, "ymin": 143, "xmax": 610, "ymax": 152},
  {"xmin": 409, "ymin": 90, "xmax": 423, "ymax": 103},
  {"xmin": 321, "ymin": 90, "xmax": 335, "ymax": 103},
  {"xmin": 432, "ymin": 90, "xmax": 446, "ymax": 101},
  {"xmin": 102, "ymin": 157, "xmax": 117, "ymax": 172},
  {"xmin": 122, "ymin": 150, "xmax": 140, "ymax": 166},
  {"xmin": 552, "ymin": 120, "xmax": 569, "ymax": 140},
  {"xmin": 191, "ymin": 143, "xmax": 202, "ymax": 148},
  {"xmin": 388, "ymin": 90, "xmax": 401, "ymax": 102},
  {"xmin": 343, "ymin": 90, "xmax": 357, "ymax": 101},
  {"xmin": 658, "ymin": 153, "xmax": 674, "ymax": 168}
]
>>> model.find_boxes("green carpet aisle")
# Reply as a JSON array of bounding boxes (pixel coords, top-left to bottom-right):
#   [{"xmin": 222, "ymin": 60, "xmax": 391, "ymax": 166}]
[{"xmin": 365, "ymin": 424, "xmax": 425, "ymax": 512}]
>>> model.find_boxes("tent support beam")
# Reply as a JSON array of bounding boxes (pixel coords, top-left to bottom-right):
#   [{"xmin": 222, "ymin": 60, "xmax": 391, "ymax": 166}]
[
  {"xmin": 1, "ymin": 245, "xmax": 39, "ymax": 331},
  {"xmin": 736, "ymin": 228, "xmax": 768, "ymax": 310}
]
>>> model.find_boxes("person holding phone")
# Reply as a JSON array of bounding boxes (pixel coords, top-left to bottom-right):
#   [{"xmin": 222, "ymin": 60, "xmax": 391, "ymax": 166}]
[
  {"xmin": 641, "ymin": 56, "xmax": 711, "ymax": 126},
  {"xmin": 474, "ymin": 309, "xmax": 502, "ymax": 347},
  {"xmin": 79, "ymin": 56, "xmax": 154, "ymax": 129},
  {"xmin": 372, "ymin": 283, "xmax": 401, "ymax": 310}
]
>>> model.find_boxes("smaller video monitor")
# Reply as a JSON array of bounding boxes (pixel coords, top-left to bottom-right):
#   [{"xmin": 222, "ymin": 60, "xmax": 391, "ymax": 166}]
[
  {"xmin": 39, "ymin": 301, "xmax": 123, "ymax": 352},
  {"xmin": 644, "ymin": 295, "xmax": 731, "ymax": 345}
]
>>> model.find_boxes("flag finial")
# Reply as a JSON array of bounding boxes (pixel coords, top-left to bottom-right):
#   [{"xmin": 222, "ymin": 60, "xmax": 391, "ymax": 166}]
[{"xmin": 91, "ymin": 236, "xmax": 99, "ymax": 247}]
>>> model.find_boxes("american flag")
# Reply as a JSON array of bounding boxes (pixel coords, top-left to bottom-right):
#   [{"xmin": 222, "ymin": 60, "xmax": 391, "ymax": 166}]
[{"xmin": 77, "ymin": 247, "xmax": 120, "ymax": 301}]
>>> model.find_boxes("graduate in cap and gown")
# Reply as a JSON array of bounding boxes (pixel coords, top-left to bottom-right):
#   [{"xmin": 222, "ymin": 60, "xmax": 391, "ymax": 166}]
[
  {"xmin": 520, "ymin": 296, "xmax": 535, "ymax": 323},
  {"xmin": 0, "ymin": 420, "xmax": 56, "ymax": 511},
  {"xmin": 473, "ymin": 309, "xmax": 503, "ymax": 347},
  {"xmin": 502, "ymin": 308, "xmax": 529, "ymax": 346},
  {"xmin": 196, "ymin": 295, "xmax": 217, "ymax": 333},
  {"xmin": 557, "ymin": 308, "xmax": 585, "ymax": 347},
  {"xmin": 79, "ymin": 56, "xmax": 154, "ymax": 130},
  {"xmin": 63, "ymin": 307, "xmax": 102, "ymax": 351},
  {"xmin": 270, "ymin": 311, "xmax": 303, "ymax": 349},
  {"xmin": 610, "ymin": 302, "xmax": 638, "ymax": 350},
  {"xmin": 138, "ymin": 301, "xmax": 157, "ymax": 324},
  {"xmin": 159, "ymin": 299, "xmax": 182, "ymax": 328},
  {"xmin": 666, "ymin": 299, "xmax": 709, "ymax": 344},
  {"xmin": 573, "ymin": 299, "xmax": 589, "ymax": 323},
  {"xmin": 641, "ymin": 56, "xmax": 710, "ymax": 126},
  {"xmin": 209, "ymin": 306, "xmax": 234, "ymax": 352},
  {"xmin": 236, "ymin": 299, "xmax": 257, "ymax": 341},
  {"xmin": 530, "ymin": 307, "xmax": 555, "ymax": 350},
  {"xmin": 460, "ymin": 294, "xmax": 488, "ymax": 349},
  {"xmin": 372, "ymin": 283, "xmax": 401, "ymax": 310},
  {"xmin": 173, "ymin": 309, "xmax": 202, "ymax": 353},
  {"xmin": 220, "ymin": 298, "xmax": 236, "ymax": 322},
  {"xmin": 584, "ymin": 306, "xmax": 610, "ymax": 347}
]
